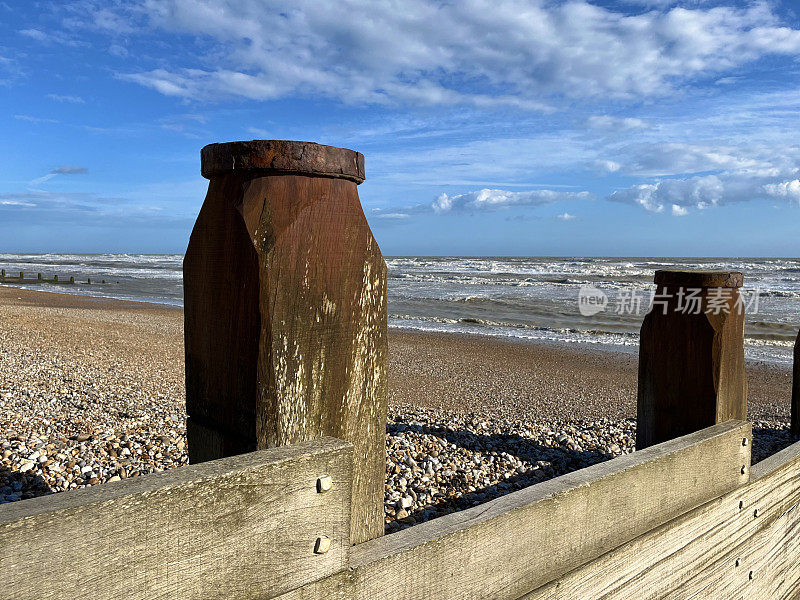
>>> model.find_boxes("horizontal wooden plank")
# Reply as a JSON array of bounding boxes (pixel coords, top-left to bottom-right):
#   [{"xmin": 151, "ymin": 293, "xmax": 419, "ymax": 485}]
[
  {"xmin": 2, "ymin": 437, "xmax": 352, "ymax": 600},
  {"xmin": 522, "ymin": 436, "xmax": 800, "ymax": 600},
  {"xmin": 278, "ymin": 421, "xmax": 751, "ymax": 600}
]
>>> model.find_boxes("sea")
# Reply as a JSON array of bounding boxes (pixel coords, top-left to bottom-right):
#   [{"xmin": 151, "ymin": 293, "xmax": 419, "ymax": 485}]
[{"xmin": 1, "ymin": 254, "xmax": 798, "ymax": 364}]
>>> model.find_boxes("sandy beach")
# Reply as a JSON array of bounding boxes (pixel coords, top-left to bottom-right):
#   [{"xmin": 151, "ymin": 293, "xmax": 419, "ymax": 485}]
[{"xmin": 0, "ymin": 286, "xmax": 795, "ymax": 529}]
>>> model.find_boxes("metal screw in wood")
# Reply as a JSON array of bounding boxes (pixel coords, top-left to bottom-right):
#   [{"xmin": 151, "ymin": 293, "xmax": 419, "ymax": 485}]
[
  {"xmin": 317, "ymin": 475, "xmax": 333, "ymax": 493},
  {"xmin": 314, "ymin": 536, "xmax": 331, "ymax": 554}
]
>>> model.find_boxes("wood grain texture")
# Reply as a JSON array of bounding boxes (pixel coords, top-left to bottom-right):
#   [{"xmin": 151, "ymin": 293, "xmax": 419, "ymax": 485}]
[
  {"xmin": 637, "ymin": 270, "xmax": 747, "ymax": 449},
  {"xmin": 523, "ymin": 437, "xmax": 800, "ymax": 600},
  {"xmin": 654, "ymin": 269, "xmax": 744, "ymax": 289},
  {"xmin": 185, "ymin": 147, "xmax": 388, "ymax": 545},
  {"xmin": 277, "ymin": 421, "xmax": 751, "ymax": 600},
  {"xmin": 1, "ymin": 437, "xmax": 352, "ymax": 600}
]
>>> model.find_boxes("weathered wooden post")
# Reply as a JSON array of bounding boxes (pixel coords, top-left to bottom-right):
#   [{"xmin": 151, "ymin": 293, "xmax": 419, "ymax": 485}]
[
  {"xmin": 37, "ymin": 273, "xmax": 42, "ymax": 280},
  {"xmin": 792, "ymin": 330, "xmax": 800, "ymax": 436},
  {"xmin": 184, "ymin": 140, "xmax": 388, "ymax": 544},
  {"xmin": 1, "ymin": 269, "xmax": 4, "ymax": 279},
  {"xmin": 19, "ymin": 271, "xmax": 23, "ymax": 279},
  {"xmin": 637, "ymin": 270, "xmax": 747, "ymax": 449}
]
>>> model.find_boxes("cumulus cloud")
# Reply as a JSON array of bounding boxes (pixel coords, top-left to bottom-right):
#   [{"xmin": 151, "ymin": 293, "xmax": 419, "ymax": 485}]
[
  {"xmin": 99, "ymin": 0, "xmax": 800, "ymax": 107},
  {"xmin": 608, "ymin": 169, "xmax": 800, "ymax": 214},
  {"xmin": 671, "ymin": 204, "xmax": 689, "ymax": 216},
  {"xmin": 763, "ymin": 179, "xmax": 800, "ymax": 203},
  {"xmin": 432, "ymin": 189, "xmax": 590, "ymax": 213}
]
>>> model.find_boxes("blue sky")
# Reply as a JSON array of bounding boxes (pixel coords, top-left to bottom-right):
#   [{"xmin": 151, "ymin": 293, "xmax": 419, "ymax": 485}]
[{"xmin": 1, "ymin": 0, "xmax": 800, "ymax": 255}]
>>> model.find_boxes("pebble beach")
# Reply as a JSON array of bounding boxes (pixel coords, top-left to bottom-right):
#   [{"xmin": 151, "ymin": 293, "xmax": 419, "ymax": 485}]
[{"xmin": 0, "ymin": 286, "xmax": 796, "ymax": 532}]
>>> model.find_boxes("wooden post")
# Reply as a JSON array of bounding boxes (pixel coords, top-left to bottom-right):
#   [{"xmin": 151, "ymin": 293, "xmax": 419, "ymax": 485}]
[
  {"xmin": 37, "ymin": 273, "xmax": 42, "ymax": 280},
  {"xmin": 19, "ymin": 271, "xmax": 23, "ymax": 279},
  {"xmin": 53, "ymin": 275, "xmax": 58, "ymax": 282},
  {"xmin": 637, "ymin": 270, "xmax": 747, "ymax": 450},
  {"xmin": 69, "ymin": 276, "xmax": 74, "ymax": 284},
  {"xmin": 184, "ymin": 140, "xmax": 388, "ymax": 544},
  {"xmin": 1, "ymin": 269, "xmax": 4, "ymax": 278},
  {"xmin": 792, "ymin": 330, "xmax": 800, "ymax": 436}
]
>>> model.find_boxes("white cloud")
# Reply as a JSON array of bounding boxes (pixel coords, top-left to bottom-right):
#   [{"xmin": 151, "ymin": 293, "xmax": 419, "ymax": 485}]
[
  {"xmin": 557, "ymin": 212, "xmax": 577, "ymax": 220},
  {"xmin": 0, "ymin": 200, "xmax": 36, "ymax": 207},
  {"xmin": 104, "ymin": 0, "xmax": 800, "ymax": 106},
  {"xmin": 671, "ymin": 204, "xmax": 689, "ymax": 216},
  {"xmin": 592, "ymin": 159, "xmax": 622, "ymax": 173},
  {"xmin": 374, "ymin": 212, "xmax": 411, "ymax": 219},
  {"xmin": 51, "ymin": 166, "xmax": 88, "ymax": 175},
  {"xmin": 614, "ymin": 142, "xmax": 775, "ymax": 177},
  {"xmin": 432, "ymin": 189, "xmax": 590, "ymax": 213},
  {"xmin": 47, "ymin": 94, "xmax": 85, "ymax": 103},
  {"xmin": 14, "ymin": 114, "xmax": 58, "ymax": 124},
  {"xmin": 19, "ymin": 28, "xmax": 85, "ymax": 47},
  {"xmin": 0, "ymin": 191, "xmax": 188, "ymax": 226},
  {"xmin": 19, "ymin": 28, "xmax": 48, "ymax": 41},
  {"xmin": 608, "ymin": 175, "xmax": 725, "ymax": 213},
  {"xmin": 586, "ymin": 116, "xmax": 647, "ymax": 131},
  {"xmin": 29, "ymin": 166, "xmax": 89, "ymax": 187},
  {"xmin": 609, "ymin": 169, "xmax": 800, "ymax": 214},
  {"xmin": 763, "ymin": 179, "xmax": 800, "ymax": 203}
]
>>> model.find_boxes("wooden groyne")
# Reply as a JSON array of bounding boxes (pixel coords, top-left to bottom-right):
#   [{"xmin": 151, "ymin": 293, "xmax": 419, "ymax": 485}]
[
  {"xmin": 1, "ymin": 140, "xmax": 800, "ymax": 600},
  {"xmin": 0, "ymin": 269, "xmax": 110, "ymax": 285}
]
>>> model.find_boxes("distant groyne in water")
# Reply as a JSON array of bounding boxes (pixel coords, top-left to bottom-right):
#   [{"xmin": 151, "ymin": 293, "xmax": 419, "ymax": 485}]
[{"xmin": 0, "ymin": 269, "xmax": 110, "ymax": 285}]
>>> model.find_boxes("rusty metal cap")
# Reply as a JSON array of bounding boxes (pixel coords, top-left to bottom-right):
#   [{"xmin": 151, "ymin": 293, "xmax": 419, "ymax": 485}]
[
  {"xmin": 200, "ymin": 140, "xmax": 365, "ymax": 183},
  {"xmin": 654, "ymin": 269, "xmax": 744, "ymax": 288}
]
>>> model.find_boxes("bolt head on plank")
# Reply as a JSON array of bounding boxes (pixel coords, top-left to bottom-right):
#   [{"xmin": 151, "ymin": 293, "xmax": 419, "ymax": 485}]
[
  {"xmin": 317, "ymin": 475, "xmax": 333, "ymax": 493},
  {"xmin": 314, "ymin": 536, "xmax": 331, "ymax": 554}
]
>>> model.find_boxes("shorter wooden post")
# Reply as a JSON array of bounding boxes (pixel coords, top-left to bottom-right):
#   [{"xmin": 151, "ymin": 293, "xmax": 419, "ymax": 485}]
[
  {"xmin": 19, "ymin": 271, "xmax": 23, "ymax": 279},
  {"xmin": 37, "ymin": 273, "xmax": 42, "ymax": 280},
  {"xmin": 1, "ymin": 269, "xmax": 4, "ymax": 278},
  {"xmin": 792, "ymin": 331, "xmax": 800, "ymax": 436},
  {"xmin": 87, "ymin": 278, "xmax": 91, "ymax": 284},
  {"xmin": 53, "ymin": 275, "xmax": 58, "ymax": 282},
  {"xmin": 637, "ymin": 270, "xmax": 747, "ymax": 449}
]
